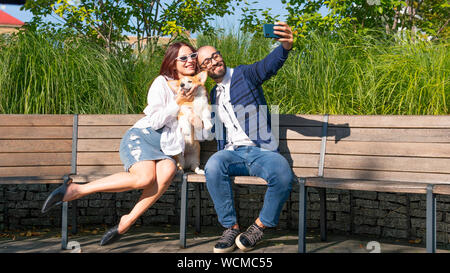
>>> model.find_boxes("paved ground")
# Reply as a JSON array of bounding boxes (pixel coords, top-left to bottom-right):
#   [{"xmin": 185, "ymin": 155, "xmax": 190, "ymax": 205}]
[{"xmin": 0, "ymin": 224, "xmax": 449, "ymax": 253}]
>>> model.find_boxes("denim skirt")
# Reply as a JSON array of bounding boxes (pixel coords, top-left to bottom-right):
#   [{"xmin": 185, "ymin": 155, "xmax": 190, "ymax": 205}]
[{"xmin": 119, "ymin": 127, "xmax": 174, "ymax": 172}]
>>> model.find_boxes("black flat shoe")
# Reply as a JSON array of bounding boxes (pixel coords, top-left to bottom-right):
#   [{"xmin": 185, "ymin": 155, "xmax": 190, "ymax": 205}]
[
  {"xmin": 99, "ymin": 225, "xmax": 123, "ymax": 246},
  {"xmin": 41, "ymin": 176, "xmax": 72, "ymax": 213}
]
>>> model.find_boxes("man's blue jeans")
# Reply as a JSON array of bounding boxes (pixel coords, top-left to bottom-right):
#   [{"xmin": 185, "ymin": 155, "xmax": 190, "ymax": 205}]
[{"xmin": 204, "ymin": 146, "xmax": 294, "ymax": 228}]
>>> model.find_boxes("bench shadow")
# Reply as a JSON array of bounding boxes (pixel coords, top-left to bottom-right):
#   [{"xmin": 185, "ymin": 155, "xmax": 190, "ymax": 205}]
[
  {"xmin": 109, "ymin": 233, "xmax": 179, "ymax": 251},
  {"xmin": 279, "ymin": 115, "xmax": 351, "ymax": 152},
  {"xmin": 278, "ymin": 115, "xmax": 351, "ymax": 163}
]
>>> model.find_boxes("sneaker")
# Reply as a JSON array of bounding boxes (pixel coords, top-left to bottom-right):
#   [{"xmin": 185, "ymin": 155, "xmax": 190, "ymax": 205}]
[
  {"xmin": 235, "ymin": 223, "xmax": 264, "ymax": 252},
  {"xmin": 213, "ymin": 227, "xmax": 240, "ymax": 253}
]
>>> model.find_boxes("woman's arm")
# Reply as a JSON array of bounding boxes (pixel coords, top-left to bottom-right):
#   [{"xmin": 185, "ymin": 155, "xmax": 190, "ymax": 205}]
[
  {"xmin": 143, "ymin": 77, "xmax": 180, "ymax": 130},
  {"xmin": 143, "ymin": 76, "xmax": 197, "ymax": 130},
  {"xmin": 242, "ymin": 22, "xmax": 293, "ymax": 87}
]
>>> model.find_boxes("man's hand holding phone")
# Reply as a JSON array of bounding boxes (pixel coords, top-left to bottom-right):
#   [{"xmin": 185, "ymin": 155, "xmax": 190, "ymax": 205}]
[{"xmin": 264, "ymin": 22, "xmax": 293, "ymax": 51}]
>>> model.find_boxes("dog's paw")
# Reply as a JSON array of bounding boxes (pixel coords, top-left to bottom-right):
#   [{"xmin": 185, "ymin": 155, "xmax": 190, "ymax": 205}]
[
  {"xmin": 203, "ymin": 119, "xmax": 213, "ymax": 131},
  {"xmin": 190, "ymin": 115, "xmax": 203, "ymax": 129},
  {"xmin": 176, "ymin": 168, "xmax": 185, "ymax": 176},
  {"xmin": 194, "ymin": 167, "xmax": 205, "ymax": 175}
]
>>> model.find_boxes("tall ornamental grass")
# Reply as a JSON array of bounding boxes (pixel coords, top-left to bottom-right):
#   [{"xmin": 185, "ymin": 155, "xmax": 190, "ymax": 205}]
[
  {"xmin": 0, "ymin": 30, "xmax": 448, "ymax": 115},
  {"xmin": 197, "ymin": 30, "xmax": 448, "ymax": 115},
  {"xmin": 0, "ymin": 31, "xmax": 160, "ymax": 114}
]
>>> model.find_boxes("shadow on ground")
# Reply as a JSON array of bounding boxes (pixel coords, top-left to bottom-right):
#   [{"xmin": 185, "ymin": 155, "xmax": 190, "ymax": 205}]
[{"xmin": 0, "ymin": 225, "xmax": 448, "ymax": 253}]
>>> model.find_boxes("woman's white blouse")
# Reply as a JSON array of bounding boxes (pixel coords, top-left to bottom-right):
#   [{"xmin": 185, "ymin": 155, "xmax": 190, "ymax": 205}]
[{"xmin": 132, "ymin": 75, "xmax": 184, "ymax": 156}]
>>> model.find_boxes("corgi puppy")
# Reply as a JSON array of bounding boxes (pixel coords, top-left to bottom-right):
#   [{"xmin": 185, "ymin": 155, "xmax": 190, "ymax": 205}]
[{"xmin": 168, "ymin": 71, "xmax": 213, "ymax": 174}]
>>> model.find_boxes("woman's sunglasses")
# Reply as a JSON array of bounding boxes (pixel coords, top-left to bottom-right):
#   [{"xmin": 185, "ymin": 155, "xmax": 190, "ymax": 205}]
[{"xmin": 176, "ymin": 52, "xmax": 198, "ymax": 62}]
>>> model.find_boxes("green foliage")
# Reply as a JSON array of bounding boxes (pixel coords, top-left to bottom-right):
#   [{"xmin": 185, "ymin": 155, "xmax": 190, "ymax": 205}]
[
  {"xmin": 416, "ymin": 0, "xmax": 450, "ymax": 40},
  {"xmin": 198, "ymin": 29, "xmax": 448, "ymax": 115},
  {"xmin": 239, "ymin": 0, "xmax": 280, "ymax": 36},
  {"xmin": 1, "ymin": 29, "xmax": 447, "ymax": 115},
  {"xmin": 22, "ymin": 0, "xmax": 239, "ymax": 53},
  {"xmin": 0, "ymin": 31, "xmax": 156, "ymax": 114},
  {"xmin": 240, "ymin": 0, "xmax": 450, "ymax": 42}
]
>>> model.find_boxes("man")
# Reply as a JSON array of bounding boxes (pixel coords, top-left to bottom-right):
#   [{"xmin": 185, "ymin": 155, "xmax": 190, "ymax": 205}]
[{"xmin": 197, "ymin": 22, "xmax": 295, "ymax": 253}]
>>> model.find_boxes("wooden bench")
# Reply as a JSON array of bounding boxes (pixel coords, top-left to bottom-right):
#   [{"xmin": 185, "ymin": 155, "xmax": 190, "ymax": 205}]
[
  {"xmin": 2, "ymin": 114, "xmax": 449, "ymax": 253},
  {"xmin": 178, "ymin": 114, "xmax": 334, "ymax": 248},
  {"xmin": 297, "ymin": 115, "xmax": 450, "ymax": 253},
  {"xmin": 67, "ymin": 114, "xmax": 333, "ymax": 250},
  {"xmin": 0, "ymin": 114, "xmax": 75, "ymax": 249}
]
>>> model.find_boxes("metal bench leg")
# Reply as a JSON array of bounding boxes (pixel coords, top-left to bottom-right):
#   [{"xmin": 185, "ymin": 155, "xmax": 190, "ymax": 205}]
[
  {"xmin": 195, "ymin": 183, "xmax": 201, "ymax": 233},
  {"xmin": 426, "ymin": 184, "xmax": 436, "ymax": 253},
  {"xmin": 319, "ymin": 188, "xmax": 327, "ymax": 241},
  {"xmin": 61, "ymin": 201, "xmax": 68, "ymax": 250},
  {"xmin": 179, "ymin": 174, "xmax": 188, "ymax": 248},
  {"xmin": 71, "ymin": 199, "xmax": 78, "ymax": 234},
  {"xmin": 298, "ymin": 178, "xmax": 307, "ymax": 253}
]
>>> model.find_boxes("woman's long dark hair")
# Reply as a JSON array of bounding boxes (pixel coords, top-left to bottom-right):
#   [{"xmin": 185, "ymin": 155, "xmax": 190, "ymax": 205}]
[{"xmin": 160, "ymin": 42, "xmax": 197, "ymax": 80}]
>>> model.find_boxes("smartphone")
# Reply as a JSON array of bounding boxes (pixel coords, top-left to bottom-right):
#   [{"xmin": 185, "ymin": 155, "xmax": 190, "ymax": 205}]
[{"xmin": 263, "ymin": 24, "xmax": 281, "ymax": 39}]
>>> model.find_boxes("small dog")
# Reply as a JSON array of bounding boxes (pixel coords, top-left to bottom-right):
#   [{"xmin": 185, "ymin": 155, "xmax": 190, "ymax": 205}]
[{"xmin": 168, "ymin": 71, "xmax": 213, "ymax": 174}]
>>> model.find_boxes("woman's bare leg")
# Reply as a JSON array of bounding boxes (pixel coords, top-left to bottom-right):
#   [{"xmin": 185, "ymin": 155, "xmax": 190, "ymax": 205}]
[
  {"xmin": 117, "ymin": 159, "xmax": 177, "ymax": 234},
  {"xmin": 63, "ymin": 160, "xmax": 157, "ymax": 202}
]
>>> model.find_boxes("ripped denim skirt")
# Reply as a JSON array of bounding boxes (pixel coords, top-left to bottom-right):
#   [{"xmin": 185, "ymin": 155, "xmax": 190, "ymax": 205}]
[{"xmin": 119, "ymin": 127, "xmax": 175, "ymax": 172}]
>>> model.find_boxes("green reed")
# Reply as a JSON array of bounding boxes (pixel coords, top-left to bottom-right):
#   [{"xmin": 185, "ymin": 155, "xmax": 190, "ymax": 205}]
[{"xmin": 0, "ymin": 30, "xmax": 448, "ymax": 115}]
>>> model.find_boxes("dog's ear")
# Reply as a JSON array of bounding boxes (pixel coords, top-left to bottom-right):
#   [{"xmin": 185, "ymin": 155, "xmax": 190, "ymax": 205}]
[
  {"xmin": 196, "ymin": 71, "xmax": 208, "ymax": 84},
  {"xmin": 167, "ymin": 80, "xmax": 179, "ymax": 92}
]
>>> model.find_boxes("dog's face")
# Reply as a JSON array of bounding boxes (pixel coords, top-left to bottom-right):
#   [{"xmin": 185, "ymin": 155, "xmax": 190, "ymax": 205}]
[{"xmin": 168, "ymin": 71, "xmax": 208, "ymax": 96}]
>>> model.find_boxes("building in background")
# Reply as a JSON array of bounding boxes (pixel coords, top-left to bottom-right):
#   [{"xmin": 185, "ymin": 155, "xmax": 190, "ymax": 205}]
[{"xmin": 0, "ymin": 9, "xmax": 24, "ymax": 35}]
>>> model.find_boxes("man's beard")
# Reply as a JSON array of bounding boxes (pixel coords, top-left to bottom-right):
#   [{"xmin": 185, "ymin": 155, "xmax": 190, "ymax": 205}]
[{"xmin": 208, "ymin": 61, "xmax": 227, "ymax": 80}]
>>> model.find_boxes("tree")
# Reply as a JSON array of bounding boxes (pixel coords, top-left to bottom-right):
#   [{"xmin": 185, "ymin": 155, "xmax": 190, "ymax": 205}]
[
  {"xmin": 414, "ymin": 0, "xmax": 449, "ymax": 40},
  {"xmin": 239, "ymin": 0, "xmax": 280, "ymax": 35},
  {"xmin": 238, "ymin": 0, "xmax": 449, "ymax": 42},
  {"xmin": 23, "ymin": 0, "xmax": 239, "ymax": 53}
]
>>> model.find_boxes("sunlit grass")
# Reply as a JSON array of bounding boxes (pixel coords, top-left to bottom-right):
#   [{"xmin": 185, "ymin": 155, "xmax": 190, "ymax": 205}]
[{"xmin": 0, "ymin": 30, "xmax": 448, "ymax": 115}]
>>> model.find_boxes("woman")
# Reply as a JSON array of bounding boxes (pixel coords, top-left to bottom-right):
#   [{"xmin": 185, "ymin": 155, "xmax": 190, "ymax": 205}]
[{"xmin": 41, "ymin": 42, "xmax": 200, "ymax": 246}]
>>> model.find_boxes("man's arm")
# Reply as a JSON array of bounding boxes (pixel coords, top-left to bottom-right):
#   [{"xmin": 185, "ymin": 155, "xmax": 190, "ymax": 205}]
[{"xmin": 241, "ymin": 22, "xmax": 294, "ymax": 87}]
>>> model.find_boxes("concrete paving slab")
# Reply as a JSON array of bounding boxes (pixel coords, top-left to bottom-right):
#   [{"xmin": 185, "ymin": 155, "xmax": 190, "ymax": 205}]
[{"xmin": 0, "ymin": 225, "xmax": 449, "ymax": 254}]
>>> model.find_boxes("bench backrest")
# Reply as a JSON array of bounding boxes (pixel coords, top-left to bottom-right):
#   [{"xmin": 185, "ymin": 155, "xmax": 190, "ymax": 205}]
[
  {"xmin": 0, "ymin": 115, "xmax": 74, "ymax": 184},
  {"xmin": 73, "ymin": 114, "xmax": 327, "ymax": 180},
  {"xmin": 1, "ymin": 114, "xmax": 448, "ymax": 185},
  {"xmin": 75, "ymin": 114, "xmax": 142, "ymax": 178},
  {"xmin": 322, "ymin": 115, "xmax": 450, "ymax": 184}
]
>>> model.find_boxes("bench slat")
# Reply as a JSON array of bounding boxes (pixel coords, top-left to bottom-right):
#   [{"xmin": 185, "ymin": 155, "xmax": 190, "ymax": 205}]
[
  {"xmin": 71, "ymin": 173, "xmax": 268, "ymax": 185},
  {"xmin": 0, "ymin": 140, "xmax": 72, "ymax": 153},
  {"xmin": 0, "ymin": 153, "xmax": 72, "ymax": 167},
  {"xmin": 0, "ymin": 177, "xmax": 64, "ymax": 184},
  {"xmin": 77, "ymin": 139, "xmax": 121, "ymax": 151},
  {"xmin": 0, "ymin": 166, "xmax": 72, "ymax": 177},
  {"xmin": 278, "ymin": 115, "xmax": 325, "ymax": 127},
  {"xmin": 76, "ymin": 152, "xmax": 320, "ymax": 169},
  {"xmin": 280, "ymin": 127, "xmax": 323, "ymax": 140},
  {"xmin": 323, "ymin": 169, "xmax": 450, "ymax": 184},
  {"xmin": 326, "ymin": 128, "xmax": 450, "ymax": 143},
  {"xmin": 283, "ymin": 127, "xmax": 450, "ymax": 143},
  {"xmin": 326, "ymin": 141, "xmax": 450, "ymax": 158},
  {"xmin": 433, "ymin": 184, "xmax": 450, "ymax": 195},
  {"xmin": 278, "ymin": 140, "xmax": 322, "ymax": 154},
  {"xmin": 325, "ymin": 155, "xmax": 450, "ymax": 174},
  {"xmin": 78, "ymin": 126, "xmax": 129, "ymax": 139},
  {"xmin": 77, "ymin": 114, "xmax": 325, "ymax": 127},
  {"xmin": 200, "ymin": 140, "xmax": 324, "ymax": 154},
  {"xmin": 77, "ymin": 139, "xmax": 324, "ymax": 154},
  {"xmin": 328, "ymin": 115, "xmax": 450, "ymax": 128},
  {"xmin": 78, "ymin": 127, "xmax": 450, "ymax": 142},
  {"xmin": 76, "ymin": 165, "xmax": 124, "ymax": 175},
  {"xmin": 78, "ymin": 114, "xmax": 144, "ymax": 126},
  {"xmin": 185, "ymin": 174, "xmax": 268, "ymax": 185},
  {"xmin": 305, "ymin": 177, "xmax": 429, "ymax": 194},
  {"xmin": 0, "ymin": 127, "xmax": 73, "ymax": 139},
  {"xmin": 72, "ymin": 167, "xmax": 319, "ymax": 182},
  {"xmin": 0, "ymin": 115, "xmax": 73, "ymax": 126}
]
